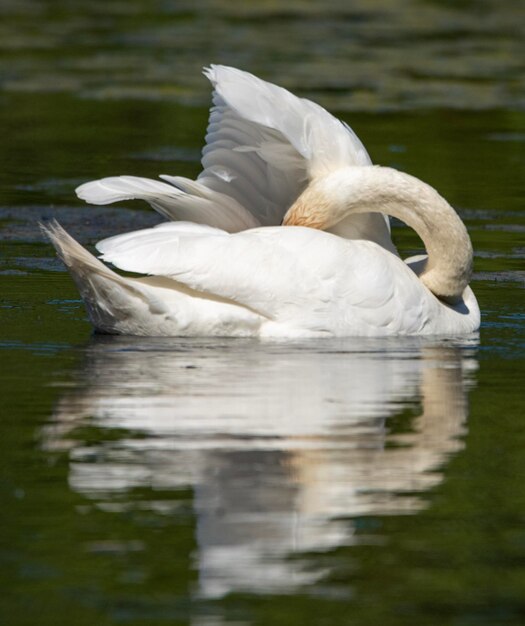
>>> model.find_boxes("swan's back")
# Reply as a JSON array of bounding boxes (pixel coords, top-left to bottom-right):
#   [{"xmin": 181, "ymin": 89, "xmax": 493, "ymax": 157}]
[{"xmin": 95, "ymin": 223, "xmax": 479, "ymax": 336}]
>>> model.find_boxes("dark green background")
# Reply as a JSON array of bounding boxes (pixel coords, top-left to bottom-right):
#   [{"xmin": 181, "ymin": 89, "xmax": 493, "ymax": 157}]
[{"xmin": 1, "ymin": 1, "xmax": 524, "ymax": 624}]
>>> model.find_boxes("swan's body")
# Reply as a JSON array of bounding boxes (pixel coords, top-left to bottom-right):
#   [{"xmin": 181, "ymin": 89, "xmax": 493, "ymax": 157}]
[{"xmin": 44, "ymin": 66, "xmax": 480, "ymax": 337}]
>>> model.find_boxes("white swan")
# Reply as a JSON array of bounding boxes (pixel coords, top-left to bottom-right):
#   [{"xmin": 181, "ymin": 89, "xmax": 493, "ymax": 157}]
[{"xmin": 44, "ymin": 65, "xmax": 479, "ymax": 337}]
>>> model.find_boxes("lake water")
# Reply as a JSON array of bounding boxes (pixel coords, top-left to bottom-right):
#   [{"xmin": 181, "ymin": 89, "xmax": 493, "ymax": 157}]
[{"xmin": 1, "ymin": 1, "xmax": 524, "ymax": 624}]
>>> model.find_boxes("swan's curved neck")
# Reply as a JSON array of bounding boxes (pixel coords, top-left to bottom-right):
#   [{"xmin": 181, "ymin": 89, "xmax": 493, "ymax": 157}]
[{"xmin": 284, "ymin": 166, "xmax": 473, "ymax": 301}]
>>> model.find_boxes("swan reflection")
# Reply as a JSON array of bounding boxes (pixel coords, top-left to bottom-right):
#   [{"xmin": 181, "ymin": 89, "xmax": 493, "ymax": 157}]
[{"xmin": 43, "ymin": 336, "xmax": 477, "ymax": 598}]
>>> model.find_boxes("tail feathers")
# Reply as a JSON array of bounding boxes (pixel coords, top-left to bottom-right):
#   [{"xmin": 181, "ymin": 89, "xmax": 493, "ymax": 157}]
[
  {"xmin": 41, "ymin": 220, "xmax": 148, "ymax": 333},
  {"xmin": 42, "ymin": 220, "xmax": 117, "ymax": 278}
]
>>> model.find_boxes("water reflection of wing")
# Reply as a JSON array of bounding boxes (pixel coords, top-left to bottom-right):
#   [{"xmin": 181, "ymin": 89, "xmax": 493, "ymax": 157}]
[{"xmin": 42, "ymin": 336, "xmax": 477, "ymax": 598}]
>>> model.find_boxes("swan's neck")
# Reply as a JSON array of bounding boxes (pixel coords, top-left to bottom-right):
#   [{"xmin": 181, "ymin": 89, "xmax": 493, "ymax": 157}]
[{"xmin": 284, "ymin": 166, "xmax": 473, "ymax": 301}]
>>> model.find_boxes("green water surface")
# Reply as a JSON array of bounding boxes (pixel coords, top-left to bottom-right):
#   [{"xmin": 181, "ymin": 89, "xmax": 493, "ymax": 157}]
[{"xmin": 1, "ymin": 2, "xmax": 525, "ymax": 625}]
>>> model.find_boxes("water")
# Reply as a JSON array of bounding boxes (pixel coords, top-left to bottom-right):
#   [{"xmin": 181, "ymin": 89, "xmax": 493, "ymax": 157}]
[{"xmin": 1, "ymin": 1, "xmax": 525, "ymax": 624}]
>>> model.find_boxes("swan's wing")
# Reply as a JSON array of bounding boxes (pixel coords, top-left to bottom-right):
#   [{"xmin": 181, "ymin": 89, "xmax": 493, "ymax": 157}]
[
  {"xmin": 196, "ymin": 64, "xmax": 371, "ymax": 227},
  {"xmin": 76, "ymin": 66, "xmax": 392, "ymax": 245},
  {"xmin": 97, "ymin": 223, "xmax": 330, "ymax": 323},
  {"xmin": 97, "ymin": 223, "xmax": 428, "ymax": 334},
  {"xmin": 76, "ymin": 175, "xmax": 260, "ymax": 231}
]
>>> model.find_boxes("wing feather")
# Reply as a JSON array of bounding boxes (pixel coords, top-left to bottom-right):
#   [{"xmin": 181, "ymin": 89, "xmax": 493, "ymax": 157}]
[
  {"xmin": 77, "ymin": 175, "xmax": 258, "ymax": 231},
  {"xmin": 96, "ymin": 223, "xmax": 428, "ymax": 334},
  {"xmin": 76, "ymin": 65, "xmax": 392, "ymax": 249},
  {"xmin": 199, "ymin": 66, "xmax": 392, "ymax": 246}
]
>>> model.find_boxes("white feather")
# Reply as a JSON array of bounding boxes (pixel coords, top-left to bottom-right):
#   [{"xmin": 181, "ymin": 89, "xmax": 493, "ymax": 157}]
[
  {"xmin": 47, "ymin": 67, "xmax": 480, "ymax": 338},
  {"xmin": 76, "ymin": 175, "xmax": 258, "ymax": 231},
  {"xmin": 44, "ymin": 221, "xmax": 479, "ymax": 337},
  {"xmin": 43, "ymin": 221, "xmax": 266, "ymax": 337},
  {"xmin": 75, "ymin": 65, "xmax": 392, "ymax": 248}
]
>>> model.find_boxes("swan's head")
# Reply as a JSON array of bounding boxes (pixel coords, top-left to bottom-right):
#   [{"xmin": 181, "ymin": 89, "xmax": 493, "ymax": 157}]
[
  {"xmin": 283, "ymin": 166, "xmax": 475, "ymax": 303},
  {"xmin": 283, "ymin": 167, "xmax": 370, "ymax": 229}
]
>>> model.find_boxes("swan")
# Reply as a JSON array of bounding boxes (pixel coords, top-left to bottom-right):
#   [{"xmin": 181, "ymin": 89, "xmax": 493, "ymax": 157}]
[{"xmin": 43, "ymin": 65, "xmax": 480, "ymax": 337}]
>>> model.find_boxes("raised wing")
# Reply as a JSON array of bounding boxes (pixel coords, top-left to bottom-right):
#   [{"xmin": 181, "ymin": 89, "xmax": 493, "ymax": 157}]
[
  {"xmin": 76, "ymin": 66, "xmax": 391, "ymax": 247},
  {"xmin": 196, "ymin": 64, "xmax": 371, "ymax": 227},
  {"xmin": 76, "ymin": 174, "xmax": 259, "ymax": 231}
]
